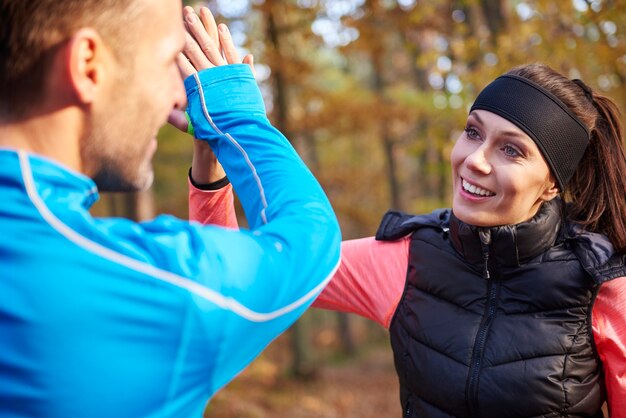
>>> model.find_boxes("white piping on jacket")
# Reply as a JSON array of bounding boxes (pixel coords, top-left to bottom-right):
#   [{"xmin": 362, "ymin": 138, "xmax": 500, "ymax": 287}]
[
  {"xmin": 18, "ymin": 151, "xmax": 339, "ymax": 322},
  {"xmin": 193, "ymin": 72, "xmax": 268, "ymax": 224}
]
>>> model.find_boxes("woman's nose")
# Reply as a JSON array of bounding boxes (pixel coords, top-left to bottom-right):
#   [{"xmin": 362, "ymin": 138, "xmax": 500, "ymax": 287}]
[{"xmin": 465, "ymin": 146, "xmax": 492, "ymax": 175}]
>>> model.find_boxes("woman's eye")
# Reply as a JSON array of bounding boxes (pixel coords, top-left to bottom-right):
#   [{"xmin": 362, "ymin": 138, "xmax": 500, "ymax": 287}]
[
  {"xmin": 464, "ymin": 127, "xmax": 480, "ymax": 140},
  {"xmin": 503, "ymin": 145, "xmax": 521, "ymax": 157}
]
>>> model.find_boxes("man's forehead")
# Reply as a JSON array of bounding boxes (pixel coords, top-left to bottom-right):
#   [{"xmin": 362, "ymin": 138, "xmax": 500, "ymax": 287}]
[{"xmin": 134, "ymin": 0, "xmax": 184, "ymax": 50}]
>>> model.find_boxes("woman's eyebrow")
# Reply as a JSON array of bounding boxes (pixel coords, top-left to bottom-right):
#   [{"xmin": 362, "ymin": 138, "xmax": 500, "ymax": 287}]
[
  {"xmin": 469, "ymin": 111, "xmax": 531, "ymax": 143},
  {"xmin": 468, "ymin": 111, "xmax": 482, "ymax": 125}
]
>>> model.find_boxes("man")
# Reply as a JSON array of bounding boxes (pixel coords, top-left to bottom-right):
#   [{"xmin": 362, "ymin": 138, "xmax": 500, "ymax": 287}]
[{"xmin": 0, "ymin": 1, "xmax": 341, "ymax": 417}]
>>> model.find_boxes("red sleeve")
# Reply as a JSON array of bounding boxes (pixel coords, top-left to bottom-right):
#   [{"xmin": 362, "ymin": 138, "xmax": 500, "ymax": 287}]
[
  {"xmin": 592, "ymin": 276, "xmax": 626, "ymax": 417},
  {"xmin": 188, "ymin": 177, "xmax": 238, "ymax": 229},
  {"xmin": 313, "ymin": 236, "xmax": 409, "ymax": 328}
]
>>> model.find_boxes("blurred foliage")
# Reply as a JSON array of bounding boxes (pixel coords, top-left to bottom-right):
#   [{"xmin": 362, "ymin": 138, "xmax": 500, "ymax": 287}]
[
  {"xmin": 93, "ymin": 0, "xmax": 626, "ymax": 239},
  {"xmin": 91, "ymin": 1, "xmax": 626, "ymax": 412}
]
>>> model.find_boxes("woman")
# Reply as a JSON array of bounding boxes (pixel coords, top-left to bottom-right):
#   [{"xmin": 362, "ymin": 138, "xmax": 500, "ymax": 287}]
[{"xmin": 188, "ymin": 42, "xmax": 626, "ymax": 416}]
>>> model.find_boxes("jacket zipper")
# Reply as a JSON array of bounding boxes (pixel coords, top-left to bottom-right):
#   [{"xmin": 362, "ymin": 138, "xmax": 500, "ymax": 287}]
[
  {"xmin": 404, "ymin": 402, "xmax": 412, "ymax": 418},
  {"xmin": 466, "ymin": 229, "xmax": 500, "ymax": 417}
]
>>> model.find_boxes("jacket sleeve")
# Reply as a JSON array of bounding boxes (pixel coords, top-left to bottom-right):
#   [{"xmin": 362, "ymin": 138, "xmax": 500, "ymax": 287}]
[
  {"xmin": 128, "ymin": 64, "xmax": 342, "ymax": 394},
  {"xmin": 314, "ymin": 236, "xmax": 409, "ymax": 328},
  {"xmin": 188, "ymin": 181, "xmax": 408, "ymax": 329},
  {"xmin": 592, "ymin": 277, "xmax": 626, "ymax": 417}
]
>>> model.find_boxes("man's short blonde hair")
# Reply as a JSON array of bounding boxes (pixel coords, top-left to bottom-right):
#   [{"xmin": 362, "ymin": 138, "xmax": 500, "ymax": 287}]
[{"xmin": 0, "ymin": 0, "xmax": 145, "ymax": 119}]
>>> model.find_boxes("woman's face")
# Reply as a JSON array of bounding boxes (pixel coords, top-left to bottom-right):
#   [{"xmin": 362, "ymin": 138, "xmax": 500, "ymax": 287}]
[{"xmin": 450, "ymin": 110, "xmax": 559, "ymax": 227}]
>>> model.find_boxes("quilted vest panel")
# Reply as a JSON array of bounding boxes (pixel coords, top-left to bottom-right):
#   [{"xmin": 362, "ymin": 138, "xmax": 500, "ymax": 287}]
[{"xmin": 379, "ymin": 201, "xmax": 623, "ymax": 418}]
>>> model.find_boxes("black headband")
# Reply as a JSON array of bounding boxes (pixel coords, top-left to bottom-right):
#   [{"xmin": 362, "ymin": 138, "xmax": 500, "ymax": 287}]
[{"xmin": 470, "ymin": 74, "xmax": 590, "ymax": 190}]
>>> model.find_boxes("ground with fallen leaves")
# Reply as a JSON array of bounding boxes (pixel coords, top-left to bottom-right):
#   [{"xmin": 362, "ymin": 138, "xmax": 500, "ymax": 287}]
[
  {"xmin": 203, "ymin": 324, "xmax": 610, "ymax": 418},
  {"xmin": 204, "ymin": 337, "xmax": 400, "ymax": 418}
]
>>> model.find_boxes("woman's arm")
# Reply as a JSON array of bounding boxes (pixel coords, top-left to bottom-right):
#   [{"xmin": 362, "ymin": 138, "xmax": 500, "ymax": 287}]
[
  {"xmin": 190, "ymin": 182, "xmax": 409, "ymax": 328},
  {"xmin": 188, "ymin": 140, "xmax": 238, "ymax": 229},
  {"xmin": 313, "ymin": 236, "xmax": 409, "ymax": 328},
  {"xmin": 592, "ymin": 277, "xmax": 626, "ymax": 417}
]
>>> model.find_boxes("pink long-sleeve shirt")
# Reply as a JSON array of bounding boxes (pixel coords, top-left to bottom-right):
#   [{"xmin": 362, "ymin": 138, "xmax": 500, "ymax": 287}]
[{"xmin": 189, "ymin": 180, "xmax": 626, "ymax": 416}]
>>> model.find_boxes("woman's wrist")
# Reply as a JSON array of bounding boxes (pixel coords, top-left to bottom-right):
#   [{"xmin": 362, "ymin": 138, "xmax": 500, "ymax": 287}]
[{"xmin": 188, "ymin": 168, "xmax": 229, "ymax": 190}]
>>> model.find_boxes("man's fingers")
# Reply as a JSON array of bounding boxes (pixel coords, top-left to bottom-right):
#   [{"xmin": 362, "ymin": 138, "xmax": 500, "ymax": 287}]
[
  {"xmin": 183, "ymin": 32, "xmax": 213, "ymax": 70},
  {"xmin": 182, "ymin": 6, "xmax": 240, "ymax": 69},
  {"xmin": 218, "ymin": 24, "xmax": 240, "ymax": 65},
  {"xmin": 243, "ymin": 54, "xmax": 255, "ymax": 77},
  {"xmin": 176, "ymin": 53, "xmax": 196, "ymax": 79},
  {"xmin": 184, "ymin": 7, "xmax": 225, "ymax": 67},
  {"xmin": 168, "ymin": 109, "xmax": 189, "ymax": 132},
  {"xmin": 199, "ymin": 7, "xmax": 220, "ymax": 47}
]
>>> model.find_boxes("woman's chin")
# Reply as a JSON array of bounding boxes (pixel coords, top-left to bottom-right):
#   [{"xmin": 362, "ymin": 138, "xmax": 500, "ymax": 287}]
[{"xmin": 452, "ymin": 201, "xmax": 499, "ymax": 227}]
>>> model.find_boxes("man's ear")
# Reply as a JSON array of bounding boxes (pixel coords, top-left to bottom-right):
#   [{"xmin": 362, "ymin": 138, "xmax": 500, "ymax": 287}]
[{"xmin": 64, "ymin": 28, "xmax": 108, "ymax": 104}]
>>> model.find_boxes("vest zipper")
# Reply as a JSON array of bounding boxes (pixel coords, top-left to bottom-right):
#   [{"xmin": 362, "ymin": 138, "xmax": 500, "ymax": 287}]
[
  {"xmin": 480, "ymin": 230, "xmax": 490, "ymax": 280},
  {"xmin": 404, "ymin": 402, "xmax": 412, "ymax": 418},
  {"xmin": 466, "ymin": 229, "xmax": 499, "ymax": 416}
]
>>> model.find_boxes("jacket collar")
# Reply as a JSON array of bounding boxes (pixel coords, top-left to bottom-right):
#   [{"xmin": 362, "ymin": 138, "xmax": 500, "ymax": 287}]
[
  {"xmin": 0, "ymin": 149, "xmax": 100, "ymax": 210},
  {"xmin": 449, "ymin": 198, "xmax": 562, "ymax": 267}
]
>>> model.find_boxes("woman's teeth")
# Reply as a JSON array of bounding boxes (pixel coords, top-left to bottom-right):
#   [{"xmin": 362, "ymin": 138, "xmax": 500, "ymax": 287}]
[{"xmin": 462, "ymin": 179, "xmax": 495, "ymax": 197}]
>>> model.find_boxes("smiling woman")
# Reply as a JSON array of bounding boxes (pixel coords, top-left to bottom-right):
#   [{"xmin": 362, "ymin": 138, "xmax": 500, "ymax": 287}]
[
  {"xmin": 190, "ymin": 63, "xmax": 626, "ymax": 417},
  {"xmin": 451, "ymin": 108, "xmax": 559, "ymax": 226}
]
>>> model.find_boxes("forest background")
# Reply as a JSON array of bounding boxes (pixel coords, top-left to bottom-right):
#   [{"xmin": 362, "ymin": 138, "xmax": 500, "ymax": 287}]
[{"xmin": 91, "ymin": 0, "xmax": 625, "ymax": 416}]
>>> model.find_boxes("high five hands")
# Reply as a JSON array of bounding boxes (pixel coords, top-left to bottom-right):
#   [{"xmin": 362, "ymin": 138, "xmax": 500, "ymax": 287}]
[{"xmin": 168, "ymin": 6, "xmax": 254, "ymax": 132}]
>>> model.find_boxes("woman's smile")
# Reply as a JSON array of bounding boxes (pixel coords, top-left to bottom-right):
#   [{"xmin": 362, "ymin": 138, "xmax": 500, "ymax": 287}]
[{"xmin": 460, "ymin": 177, "xmax": 496, "ymax": 198}]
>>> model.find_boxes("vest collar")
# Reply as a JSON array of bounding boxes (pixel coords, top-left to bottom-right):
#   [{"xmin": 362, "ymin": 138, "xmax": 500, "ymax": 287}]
[{"xmin": 449, "ymin": 198, "xmax": 562, "ymax": 266}]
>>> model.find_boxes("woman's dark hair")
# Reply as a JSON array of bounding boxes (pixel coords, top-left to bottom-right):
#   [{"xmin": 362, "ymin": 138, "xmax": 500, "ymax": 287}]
[{"xmin": 507, "ymin": 63, "xmax": 626, "ymax": 255}]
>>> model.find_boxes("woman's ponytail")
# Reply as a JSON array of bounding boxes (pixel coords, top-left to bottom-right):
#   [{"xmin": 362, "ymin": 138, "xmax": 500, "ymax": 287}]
[
  {"xmin": 508, "ymin": 64, "xmax": 626, "ymax": 254},
  {"xmin": 567, "ymin": 93, "xmax": 626, "ymax": 254}
]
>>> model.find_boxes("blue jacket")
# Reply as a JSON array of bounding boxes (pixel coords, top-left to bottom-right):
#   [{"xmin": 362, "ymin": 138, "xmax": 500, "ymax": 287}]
[{"xmin": 0, "ymin": 64, "xmax": 341, "ymax": 417}]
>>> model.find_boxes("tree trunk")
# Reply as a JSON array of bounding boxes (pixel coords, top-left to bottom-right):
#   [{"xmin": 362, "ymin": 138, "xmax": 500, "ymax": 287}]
[
  {"xmin": 372, "ymin": 51, "xmax": 402, "ymax": 210},
  {"xmin": 480, "ymin": 0, "xmax": 506, "ymax": 44},
  {"xmin": 266, "ymin": 2, "xmax": 317, "ymax": 379},
  {"xmin": 337, "ymin": 313, "xmax": 356, "ymax": 355},
  {"xmin": 289, "ymin": 317, "xmax": 317, "ymax": 379},
  {"xmin": 122, "ymin": 191, "xmax": 155, "ymax": 222}
]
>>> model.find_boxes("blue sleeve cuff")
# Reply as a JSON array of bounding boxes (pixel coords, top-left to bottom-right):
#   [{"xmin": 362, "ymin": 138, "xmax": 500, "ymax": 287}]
[{"xmin": 184, "ymin": 64, "xmax": 265, "ymax": 118}]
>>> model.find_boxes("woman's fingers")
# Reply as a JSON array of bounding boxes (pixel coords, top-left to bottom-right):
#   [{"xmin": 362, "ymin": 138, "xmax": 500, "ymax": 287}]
[{"xmin": 218, "ymin": 24, "xmax": 241, "ymax": 65}]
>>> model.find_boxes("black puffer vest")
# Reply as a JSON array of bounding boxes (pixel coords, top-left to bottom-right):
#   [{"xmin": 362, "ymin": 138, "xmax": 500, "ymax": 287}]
[{"xmin": 377, "ymin": 199, "xmax": 626, "ymax": 418}]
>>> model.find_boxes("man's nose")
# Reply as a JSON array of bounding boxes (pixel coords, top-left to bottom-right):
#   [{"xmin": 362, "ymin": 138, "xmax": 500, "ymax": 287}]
[{"xmin": 173, "ymin": 76, "xmax": 187, "ymax": 111}]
